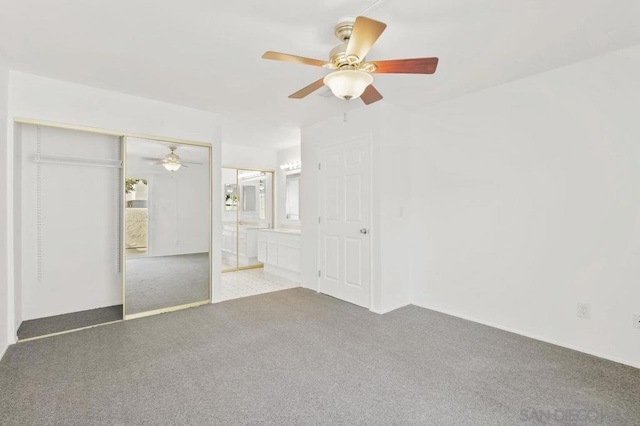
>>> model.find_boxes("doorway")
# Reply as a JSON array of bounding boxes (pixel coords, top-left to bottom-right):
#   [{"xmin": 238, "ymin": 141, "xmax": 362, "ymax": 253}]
[
  {"xmin": 221, "ymin": 167, "xmax": 274, "ymax": 272},
  {"xmin": 125, "ymin": 178, "xmax": 148, "ymax": 257}
]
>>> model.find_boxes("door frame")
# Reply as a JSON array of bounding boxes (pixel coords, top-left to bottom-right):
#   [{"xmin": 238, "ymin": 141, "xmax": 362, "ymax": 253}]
[{"xmin": 316, "ymin": 135, "xmax": 373, "ymax": 309}]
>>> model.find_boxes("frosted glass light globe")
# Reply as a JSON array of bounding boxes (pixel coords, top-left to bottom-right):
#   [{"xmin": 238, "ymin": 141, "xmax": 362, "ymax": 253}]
[
  {"xmin": 323, "ymin": 70, "xmax": 373, "ymax": 100},
  {"xmin": 163, "ymin": 162, "xmax": 182, "ymax": 172}
]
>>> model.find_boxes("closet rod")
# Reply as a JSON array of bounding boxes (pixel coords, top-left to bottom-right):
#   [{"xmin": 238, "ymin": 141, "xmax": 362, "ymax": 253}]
[{"xmin": 34, "ymin": 154, "xmax": 122, "ymax": 169}]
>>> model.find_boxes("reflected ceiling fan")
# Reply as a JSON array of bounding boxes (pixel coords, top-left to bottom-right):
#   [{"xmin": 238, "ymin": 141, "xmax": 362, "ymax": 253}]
[
  {"xmin": 143, "ymin": 146, "xmax": 201, "ymax": 172},
  {"xmin": 262, "ymin": 16, "xmax": 439, "ymax": 105}
]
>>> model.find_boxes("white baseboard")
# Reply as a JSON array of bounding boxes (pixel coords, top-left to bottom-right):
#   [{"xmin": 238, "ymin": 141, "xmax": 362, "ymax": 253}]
[
  {"xmin": 370, "ymin": 302, "xmax": 411, "ymax": 315},
  {"xmin": 0, "ymin": 341, "xmax": 8, "ymax": 362},
  {"xmin": 264, "ymin": 264, "xmax": 300, "ymax": 284},
  {"xmin": 413, "ymin": 302, "xmax": 640, "ymax": 370}
]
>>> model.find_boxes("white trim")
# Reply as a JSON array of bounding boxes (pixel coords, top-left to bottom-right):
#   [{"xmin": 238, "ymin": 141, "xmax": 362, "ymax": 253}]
[
  {"xmin": 370, "ymin": 302, "xmax": 410, "ymax": 315},
  {"xmin": 413, "ymin": 302, "xmax": 640, "ymax": 370},
  {"xmin": 263, "ymin": 264, "xmax": 301, "ymax": 284},
  {"xmin": 0, "ymin": 341, "xmax": 7, "ymax": 362}
]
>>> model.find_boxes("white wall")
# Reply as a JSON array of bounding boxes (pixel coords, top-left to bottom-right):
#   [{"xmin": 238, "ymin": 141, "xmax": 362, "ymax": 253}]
[
  {"xmin": 146, "ymin": 170, "xmax": 210, "ymax": 257},
  {"xmin": 301, "ymin": 104, "xmax": 413, "ymax": 313},
  {"xmin": 0, "ymin": 53, "xmax": 9, "ymax": 358},
  {"xmin": 410, "ymin": 45, "xmax": 640, "ymax": 368},
  {"xmin": 276, "ymin": 145, "xmax": 301, "ymax": 229},
  {"xmin": 6, "ymin": 72, "xmax": 222, "ymax": 339},
  {"xmin": 221, "ymin": 144, "xmax": 276, "ymax": 171}
]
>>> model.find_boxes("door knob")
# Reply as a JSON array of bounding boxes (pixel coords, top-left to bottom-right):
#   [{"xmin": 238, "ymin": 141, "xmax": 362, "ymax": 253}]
[{"xmin": 360, "ymin": 228, "xmax": 368, "ymax": 234}]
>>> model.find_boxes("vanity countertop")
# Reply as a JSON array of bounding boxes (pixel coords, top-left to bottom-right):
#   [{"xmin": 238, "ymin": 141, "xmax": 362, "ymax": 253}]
[
  {"xmin": 222, "ymin": 223, "xmax": 270, "ymax": 231},
  {"xmin": 258, "ymin": 228, "xmax": 301, "ymax": 235}
]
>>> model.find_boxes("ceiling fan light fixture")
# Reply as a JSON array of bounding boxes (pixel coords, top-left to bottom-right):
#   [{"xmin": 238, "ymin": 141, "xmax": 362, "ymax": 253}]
[
  {"xmin": 323, "ymin": 70, "xmax": 373, "ymax": 100},
  {"xmin": 163, "ymin": 162, "xmax": 182, "ymax": 172},
  {"xmin": 162, "ymin": 146, "xmax": 182, "ymax": 172}
]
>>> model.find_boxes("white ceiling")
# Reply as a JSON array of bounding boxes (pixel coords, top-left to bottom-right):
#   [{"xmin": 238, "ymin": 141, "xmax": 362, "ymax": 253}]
[{"xmin": 1, "ymin": 0, "xmax": 640, "ymax": 148}]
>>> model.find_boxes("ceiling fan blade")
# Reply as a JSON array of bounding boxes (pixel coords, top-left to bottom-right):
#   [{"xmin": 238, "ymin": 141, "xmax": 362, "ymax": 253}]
[
  {"xmin": 360, "ymin": 85, "xmax": 383, "ymax": 105},
  {"xmin": 288, "ymin": 78, "xmax": 326, "ymax": 99},
  {"xmin": 346, "ymin": 16, "xmax": 387, "ymax": 62},
  {"xmin": 372, "ymin": 57, "xmax": 439, "ymax": 74},
  {"xmin": 262, "ymin": 51, "xmax": 328, "ymax": 68},
  {"xmin": 182, "ymin": 161, "xmax": 204, "ymax": 166}
]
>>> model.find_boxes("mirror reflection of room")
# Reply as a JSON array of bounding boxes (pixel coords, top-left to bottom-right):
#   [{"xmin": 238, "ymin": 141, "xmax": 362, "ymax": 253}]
[
  {"xmin": 125, "ymin": 138, "xmax": 211, "ymax": 317},
  {"xmin": 222, "ymin": 167, "xmax": 273, "ymax": 272},
  {"xmin": 125, "ymin": 178, "xmax": 148, "ymax": 257},
  {"xmin": 285, "ymin": 173, "xmax": 300, "ymax": 221}
]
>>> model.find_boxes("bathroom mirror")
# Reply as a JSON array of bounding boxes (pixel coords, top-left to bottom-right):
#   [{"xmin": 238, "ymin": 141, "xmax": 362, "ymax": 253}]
[
  {"xmin": 242, "ymin": 185, "xmax": 257, "ymax": 211},
  {"xmin": 285, "ymin": 173, "xmax": 301, "ymax": 221},
  {"xmin": 124, "ymin": 137, "xmax": 211, "ymax": 318},
  {"xmin": 125, "ymin": 178, "xmax": 148, "ymax": 256},
  {"xmin": 258, "ymin": 179, "xmax": 267, "ymax": 220},
  {"xmin": 225, "ymin": 184, "xmax": 238, "ymax": 211}
]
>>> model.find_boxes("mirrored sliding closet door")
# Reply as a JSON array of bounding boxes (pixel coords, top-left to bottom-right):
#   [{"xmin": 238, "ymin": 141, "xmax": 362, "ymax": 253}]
[{"xmin": 124, "ymin": 137, "xmax": 211, "ymax": 318}]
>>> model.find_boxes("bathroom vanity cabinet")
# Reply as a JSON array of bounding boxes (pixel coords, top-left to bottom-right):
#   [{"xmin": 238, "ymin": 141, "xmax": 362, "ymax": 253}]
[{"xmin": 257, "ymin": 229, "xmax": 301, "ymax": 283}]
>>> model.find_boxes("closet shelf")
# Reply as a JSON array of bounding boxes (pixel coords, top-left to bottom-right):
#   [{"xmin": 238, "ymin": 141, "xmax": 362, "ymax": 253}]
[{"xmin": 34, "ymin": 154, "xmax": 122, "ymax": 168}]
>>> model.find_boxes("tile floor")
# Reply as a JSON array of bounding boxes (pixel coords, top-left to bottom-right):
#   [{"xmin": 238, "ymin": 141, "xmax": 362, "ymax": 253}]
[{"xmin": 219, "ymin": 268, "xmax": 299, "ymax": 302}]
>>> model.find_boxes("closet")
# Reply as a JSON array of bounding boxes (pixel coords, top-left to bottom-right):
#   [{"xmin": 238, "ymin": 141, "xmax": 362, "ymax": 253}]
[{"xmin": 14, "ymin": 121, "xmax": 212, "ymax": 340}]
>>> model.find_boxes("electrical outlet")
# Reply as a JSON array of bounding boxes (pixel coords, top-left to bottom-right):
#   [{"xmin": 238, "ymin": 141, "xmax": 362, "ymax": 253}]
[
  {"xmin": 577, "ymin": 303, "xmax": 590, "ymax": 319},
  {"xmin": 633, "ymin": 314, "xmax": 640, "ymax": 330}
]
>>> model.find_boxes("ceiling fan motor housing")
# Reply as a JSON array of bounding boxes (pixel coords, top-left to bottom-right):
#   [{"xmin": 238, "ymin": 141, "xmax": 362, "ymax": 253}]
[
  {"xmin": 334, "ymin": 17, "xmax": 355, "ymax": 42},
  {"xmin": 330, "ymin": 18, "xmax": 379, "ymax": 71},
  {"xmin": 332, "ymin": 18, "xmax": 360, "ymax": 68}
]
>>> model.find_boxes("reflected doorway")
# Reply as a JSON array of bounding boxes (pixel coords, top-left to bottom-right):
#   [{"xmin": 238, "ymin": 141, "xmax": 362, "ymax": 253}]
[{"xmin": 125, "ymin": 178, "xmax": 148, "ymax": 257}]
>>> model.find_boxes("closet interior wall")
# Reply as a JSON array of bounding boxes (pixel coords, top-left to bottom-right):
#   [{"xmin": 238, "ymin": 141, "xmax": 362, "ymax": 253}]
[{"xmin": 14, "ymin": 124, "xmax": 123, "ymax": 326}]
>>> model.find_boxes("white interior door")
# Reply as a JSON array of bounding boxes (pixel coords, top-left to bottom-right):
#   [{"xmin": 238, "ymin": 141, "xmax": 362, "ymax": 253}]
[{"xmin": 318, "ymin": 136, "xmax": 371, "ymax": 308}]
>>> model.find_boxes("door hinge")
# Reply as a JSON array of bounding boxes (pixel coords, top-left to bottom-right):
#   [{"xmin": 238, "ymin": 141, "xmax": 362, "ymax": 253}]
[
  {"xmin": 318, "ymin": 162, "xmax": 321, "ymax": 170},
  {"xmin": 318, "ymin": 216, "xmax": 321, "ymax": 224},
  {"xmin": 318, "ymin": 270, "xmax": 321, "ymax": 277}
]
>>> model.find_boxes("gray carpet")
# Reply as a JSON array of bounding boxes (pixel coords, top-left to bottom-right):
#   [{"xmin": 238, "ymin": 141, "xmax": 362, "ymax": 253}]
[
  {"xmin": 125, "ymin": 253, "xmax": 209, "ymax": 315},
  {"xmin": 17, "ymin": 305, "xmax": 123, "ymax": 340},
  {"xmin": 1, "ymin": 288, "xmax": 638, "ymax": 425}
]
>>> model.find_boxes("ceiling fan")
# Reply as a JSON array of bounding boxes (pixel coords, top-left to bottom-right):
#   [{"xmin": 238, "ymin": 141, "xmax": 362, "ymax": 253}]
[
  {"xmin": 262, "ymin": 16, "xmax": 439, "ymax": 105},
  {"xmin": 143, "ymin": 146, "xmax": 197, "ymax": 172}
]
